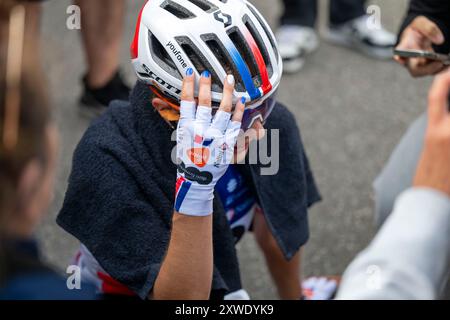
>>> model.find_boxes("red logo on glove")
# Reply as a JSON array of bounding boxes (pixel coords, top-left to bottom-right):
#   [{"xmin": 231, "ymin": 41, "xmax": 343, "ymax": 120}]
[
  {"xmin": 194, "ymin": 135, "xmax": 204, "ymax": 144},
  {"xmin": 187, "ymin": 148, "xmax": 210, "ymax": 167}
]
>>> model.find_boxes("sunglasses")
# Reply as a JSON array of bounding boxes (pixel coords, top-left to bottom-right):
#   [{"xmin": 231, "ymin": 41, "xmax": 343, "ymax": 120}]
[
  {"xmin": 241, "ymin": 91, "xmax": 277, "ymax": 130},
  {"xmin": 2, "ymin": 4, "xmax": 26, "ymax": 151}
]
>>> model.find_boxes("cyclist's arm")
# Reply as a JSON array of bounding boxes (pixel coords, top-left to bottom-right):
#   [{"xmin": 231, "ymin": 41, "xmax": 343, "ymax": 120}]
[
  {"xmin": 152, "ymin": 212, "xmax": 213, "ymax": 300},
  {"xmin": 151, "ymin": 71, "xmax": 244, "ymax": 300}
]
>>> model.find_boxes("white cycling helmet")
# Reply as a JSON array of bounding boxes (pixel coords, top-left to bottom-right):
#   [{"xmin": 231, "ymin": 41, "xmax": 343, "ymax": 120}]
[{"xmin": 131, "ymin": 0, "xmax": 282, "ymax": 108}]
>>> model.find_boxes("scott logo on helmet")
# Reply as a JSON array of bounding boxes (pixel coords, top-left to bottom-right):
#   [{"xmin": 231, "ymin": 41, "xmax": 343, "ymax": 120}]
[
  {"xmin": 141, "ymin": 64, "xmax": 182, "ymax": 95},
  {"xmin": 213, "ymin": 10, "xmax": 232, "ymax": 28}
]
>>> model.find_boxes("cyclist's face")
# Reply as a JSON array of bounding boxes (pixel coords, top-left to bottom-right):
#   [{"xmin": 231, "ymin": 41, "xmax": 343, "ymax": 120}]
[
  {"xmin": 233, "ymin": 119, "xmax": 265, "ymax": 164},
  {"xmin": 249, "ymin": 119, "xmax": 266, "ymax": 140}
]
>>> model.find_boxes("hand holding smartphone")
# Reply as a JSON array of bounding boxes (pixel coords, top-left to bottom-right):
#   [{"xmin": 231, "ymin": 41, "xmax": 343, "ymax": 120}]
[{"xmin": 394, "ymin": 49, "xmax": 450, "ymax": 66}]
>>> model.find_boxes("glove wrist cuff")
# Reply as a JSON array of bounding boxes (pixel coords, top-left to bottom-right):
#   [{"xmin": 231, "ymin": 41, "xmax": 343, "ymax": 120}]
[{"xmin": 174, "ymin": 176, "xmax": 214, "ymax": 216}]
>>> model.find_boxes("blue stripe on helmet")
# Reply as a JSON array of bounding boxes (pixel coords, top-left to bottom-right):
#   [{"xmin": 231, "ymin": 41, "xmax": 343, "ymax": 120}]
[{"xmin": 225, "ymin": 41, "xmax": 261, "ymax": 101}]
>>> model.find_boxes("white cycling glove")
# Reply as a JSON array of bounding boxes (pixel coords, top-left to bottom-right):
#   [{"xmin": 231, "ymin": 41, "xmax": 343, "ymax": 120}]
[{"xmin": 174, "ymin": 100, "xmax": 242, "ymax": 216}]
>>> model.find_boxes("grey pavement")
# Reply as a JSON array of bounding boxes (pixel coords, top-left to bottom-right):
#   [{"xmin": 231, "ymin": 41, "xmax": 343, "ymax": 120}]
[{"xmin": 36, "ymin": 0, "xmax": 446, "ymax": 299}]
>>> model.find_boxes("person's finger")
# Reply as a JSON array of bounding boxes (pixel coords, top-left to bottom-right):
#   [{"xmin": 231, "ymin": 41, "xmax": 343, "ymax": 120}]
[
  {"xmin": 405, "ymin": 58, "xmax": 419, "ymax": 77},
  {"xmin": 417, "ymin": 61, "xmax": 443, "ymax": 76},
  {"xmin": 218, "ymin": 74, "xmax": 235, "ymax": 113},
  {"xmin": 394, "ymin": 55, "xmax": 406, "ymax": 66},
  {"xmin": 195, "ymin": 71, "xmax": 212, "ymax": 124},
  {"xmin": 410, "ymin": 63, "xmax": 442, "ymax": 77},
  {"xmin": 432, "ymin": 65, "xmax": 450, "ymax": 76},
  {"xmin": 427, "ymin": 71, "xmax": 450, "ymax": 124},
  {"xmin": 409, "ymin": 55, "xmax": 434, "ymax": 67},
  {"xmin": 151, "ymin": 98, "xmax": 170, "ymax": 110},
  {"xmin": 407, "ymin": 59, "xmax": 444, "ymax": 77},
  {"xmin": 416, "ymin": 57, "xmax": 430, "ymax": 67},
  {"xmin": 411, "ymin": 16, "xmax": 445, "ymax": 45},
  {"xmin": 198, "ymin": 70, "xmax": 212, "ymax": 107},
  {"xmin": 231, "ymin": 97, "xmax": 246, "ymax": 123},
  {"xmin": 211, "ymin": 75, "xmax": 235, "ymax": 132},
  {"xmin": 181, "ymin": 68, "xmax": 195, "ymax": 102},
  {"xmin": 397, "ymin": 27, "xmax": 425, "ymax": 51}
]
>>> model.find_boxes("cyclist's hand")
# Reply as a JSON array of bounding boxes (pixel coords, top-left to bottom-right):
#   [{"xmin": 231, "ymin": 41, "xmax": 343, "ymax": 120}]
[
  {"xmin": 175, "ymin": 69, "xmax": 245, "ymax": 216},
  {"xmin": 395, "ymin": 16, "xmax": 446, "ymax": 77}
]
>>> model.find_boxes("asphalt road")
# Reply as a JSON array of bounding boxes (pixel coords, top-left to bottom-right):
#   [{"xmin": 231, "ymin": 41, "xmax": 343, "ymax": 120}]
[{"xmin": 36, "ymin": 0, "xmax": 446, "ymax": 299}]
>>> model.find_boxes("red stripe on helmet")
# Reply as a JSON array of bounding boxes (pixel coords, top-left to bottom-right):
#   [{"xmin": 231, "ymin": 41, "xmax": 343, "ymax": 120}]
[
  {"xmin": 130, "ymin": 1, "xmax": 148, "ymax": 60},
  {"xmin": 242, "ymin": 28, "xmax": 272, "ymax": 95}
]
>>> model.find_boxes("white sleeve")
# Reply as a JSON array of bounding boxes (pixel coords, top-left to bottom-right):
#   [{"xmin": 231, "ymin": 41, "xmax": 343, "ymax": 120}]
[{"xmin": 337, "ymin": 188, "xmax": 450, "ymax": 300}]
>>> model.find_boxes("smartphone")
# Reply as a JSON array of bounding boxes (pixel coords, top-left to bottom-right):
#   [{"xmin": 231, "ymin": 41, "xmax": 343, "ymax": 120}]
[{"xmin": 394, "ymin": 49, "xmax": 450, "ymax": 65}]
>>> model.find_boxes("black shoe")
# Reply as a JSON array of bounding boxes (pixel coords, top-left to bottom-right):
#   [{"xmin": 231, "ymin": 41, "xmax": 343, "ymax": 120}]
[{"xmin": 79, "ymin": 71, "xmax": 131, "ymax": 115}]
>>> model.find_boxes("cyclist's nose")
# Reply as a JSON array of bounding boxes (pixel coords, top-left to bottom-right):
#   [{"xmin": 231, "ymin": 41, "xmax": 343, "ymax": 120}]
[{"xmin": 250, "ymin": 119, "xmax": 266, "ymax": 141}]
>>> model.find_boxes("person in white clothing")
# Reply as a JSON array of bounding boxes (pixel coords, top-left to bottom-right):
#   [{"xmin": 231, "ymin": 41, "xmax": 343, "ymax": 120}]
[{"xmin": 338, "ymin": 70, "xmax": 450, "ymax": 300}]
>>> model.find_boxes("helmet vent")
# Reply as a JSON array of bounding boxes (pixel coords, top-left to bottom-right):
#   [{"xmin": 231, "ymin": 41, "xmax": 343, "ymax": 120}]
[
  {"xmin": 160, "ymin": 0, "xmax": 196, "ymax": 19},
  {"xmin": 243, "ymin": 16, "xmax": 273, "ymax": 77},
  {"xmin": 149, "ymin": 31, "xmax": 183, "ymax": 80},
  {"xmin": 175, "ymin": 36, "xmax": 223, "ymax": 92},
  {"xmin": 186, "ymin": 0, "xmax": 218, "ymax": 13},
  {"xmin": 202, "ymin": 34, "xmax": 246, "ymax": 92},
  {"xmin": 246, "ymin": 4, "xmax": 279, "ymax": 60},
  {"xmin": 227, "ymin": 27, "xmax": 262, "ymax": 88}
]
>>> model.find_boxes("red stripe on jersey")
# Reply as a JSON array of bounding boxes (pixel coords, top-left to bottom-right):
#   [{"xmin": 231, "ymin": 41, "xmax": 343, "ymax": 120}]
[
  {"xmin": 175, "ymin": 176, "xmax": 185, "ymax": 197},
  {"xmin": 97, "ymin": 272, "xmax": 136, "ymax": 296}
]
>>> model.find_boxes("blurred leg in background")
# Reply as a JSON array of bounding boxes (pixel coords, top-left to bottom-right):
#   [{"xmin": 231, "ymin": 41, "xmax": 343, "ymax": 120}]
[
  {"xmin": 75, "ymin": 0, "xmax": 130, "ymax": 112},
  {"xmin": 277, "ymin": 0, "xmax": 320, "ymax": 73},
  {"xmin": 276, "ymin": 0, "xmax": 396, "ymax": 74},
  {"xmin": 325, "ymin": 0, "xmax": 396, "ymax": 61},
  {"xmin": 23, "ymin": 1, "xmax": 42, "ymax": 59},
  {"xmin": 329, "ymin": 0, "xmax": 365, "ymax": 26},
  {"xmin": 280, "ymin": 0, "xmax": 317, "ymax": 28}
]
